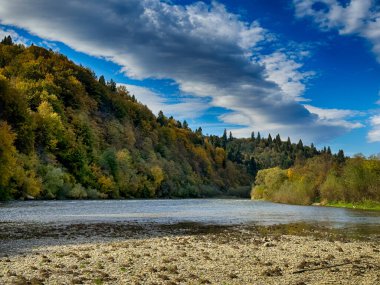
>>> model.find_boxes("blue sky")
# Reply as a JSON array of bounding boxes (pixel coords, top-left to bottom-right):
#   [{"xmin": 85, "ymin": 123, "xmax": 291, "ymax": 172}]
[{"xmin": 0, "ymin": 0, "xmax": 379, "ymax": 156}]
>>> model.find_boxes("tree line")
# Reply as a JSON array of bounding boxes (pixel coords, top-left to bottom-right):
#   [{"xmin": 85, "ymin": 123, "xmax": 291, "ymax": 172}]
[{"xmin": 251, "ymin": 153, "xmax": 380, "ymax": 209}]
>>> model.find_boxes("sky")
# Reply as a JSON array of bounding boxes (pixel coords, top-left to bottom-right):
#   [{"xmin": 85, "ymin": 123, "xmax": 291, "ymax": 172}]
[{"xmin": 0, "ymin": 0, "xmax": 379, "ymax": 156}]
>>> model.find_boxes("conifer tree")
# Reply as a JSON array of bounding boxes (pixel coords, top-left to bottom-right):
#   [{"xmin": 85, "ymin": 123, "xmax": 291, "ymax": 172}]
[
  {"xmin": 99, "ymin": 75, "xmax": 106, "ymax": 85},
  {"xmin": 222, "ymin": 129, "xmax": 228, "ymax": 149},
  {"xmin": 1, "ymin": 35, "xmax": 13, "ymax": 45}
]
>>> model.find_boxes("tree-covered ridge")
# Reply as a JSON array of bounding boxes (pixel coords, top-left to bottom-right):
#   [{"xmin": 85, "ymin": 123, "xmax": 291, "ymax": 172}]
[
  {"xmin": 0, "ymin": 38, "xmax": 254, "ymax": 200},
  {"xmin": 210, "ymin": 129, "xmax": 336, "ymax": 177}
]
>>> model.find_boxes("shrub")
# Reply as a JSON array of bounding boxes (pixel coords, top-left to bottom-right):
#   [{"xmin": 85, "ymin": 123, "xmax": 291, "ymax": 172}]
[{"xmin": 320, "ymin": 173, "xmax": 344, "ymax": 202}]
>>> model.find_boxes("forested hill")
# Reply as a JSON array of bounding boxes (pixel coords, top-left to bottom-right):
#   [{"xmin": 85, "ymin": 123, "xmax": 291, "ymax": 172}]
[{"xmin": 0, "ymin": 37, "xmax": 327, "ymax": 200}]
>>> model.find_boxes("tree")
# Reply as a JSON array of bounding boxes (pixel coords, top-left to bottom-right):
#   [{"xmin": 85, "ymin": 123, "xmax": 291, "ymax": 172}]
[
  {"xmin": 183, "ymin": 120, "xmax": 188, "ymax": 129},
  {"xmin": 222, "ymin": 129, "xmax": 228, "ymax": 149},
  {"xmin": 229, "ymin": 131, "xmax": 233, "ymax": 141},
  {"xmin": 267, "ymin": 134, "xmax": 272, "ymax": 144},
  {"xmin": 36, "ymin": 101, "xmax": 63, "ymax": 150},
  {"xmin": 98, "ymin": 75, "xmax": 106, "ymax": 85},
  {"xmin": 286, "ymin": 137, "xmax": 291, "ymax": 149},
  {"xmin": 108, "ymin": 79, "xmax": 117, "ymax": 91},
  {"xmin": 157, "ymin": 110, "xmax": 167, "ymax": 126},
  {"xmin": 297, "ymin": 139, "xmax": 303, "ymax": 150},
  {"xmin": 247, "ymin": 156, "xmax": 257, "ymax": 176},
  {"xmin": 1, "ymin": 35, "xmax": 13, "ymax": 45},
  {"xmin": 336, "ymin": 149, "xmax": 345, "ymax": 164},
  {"xmin": 275, "ymin": 134, "xmax": 281, "ymax": 145},
  {"xmin": 0, "ymin": 122, "xmax": 18, "ymax": 199}
]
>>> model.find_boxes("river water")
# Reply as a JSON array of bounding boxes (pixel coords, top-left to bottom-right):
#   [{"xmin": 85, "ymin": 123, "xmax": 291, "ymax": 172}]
[{"xmin": 0, "ymin": 199, "xmax": 379, "ymax": 229}]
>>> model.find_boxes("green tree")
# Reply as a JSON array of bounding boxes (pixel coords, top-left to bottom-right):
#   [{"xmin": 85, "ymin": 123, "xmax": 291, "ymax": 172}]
[
  {"xmin": 222, "ymin": 129, "xmax": 227, "ymax": 149},
  {"xmin": 98, "ymin": 75, "xmax": 106, "ymax": 85}
]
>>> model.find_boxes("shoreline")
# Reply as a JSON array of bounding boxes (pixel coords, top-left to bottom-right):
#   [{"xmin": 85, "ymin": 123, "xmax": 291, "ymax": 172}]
[
  {"xmin": 0, "ymin": 222, "xmax": 379, "ymax": 284},
  {"xmin": 251, "ymin": 198, "xmax": 380, "ymax": 211}
]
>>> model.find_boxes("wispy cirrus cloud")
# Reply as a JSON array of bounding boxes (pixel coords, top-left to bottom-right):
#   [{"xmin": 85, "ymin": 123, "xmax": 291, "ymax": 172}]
[{"xmin": 0, "ymin": 0, "xmax": 363, "ymax": 142}]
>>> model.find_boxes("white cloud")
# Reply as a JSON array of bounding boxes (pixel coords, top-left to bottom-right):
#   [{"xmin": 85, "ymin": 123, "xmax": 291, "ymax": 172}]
[
  {"xmin": 0, "ymin": 0, "xmax": 362, "ymax": 143},
  {"xmin": 368, "ymin": 115, "xmax": 380, "ymax": 142},
  {"xmin": 304, "ymin": 104, "xmax": 364, "ymax": 129},
  {"xmin": 258, "ymin": 52, "xmax": 315, "ymax": 101},
  {"xmin": 119, "ymin": 83, "xmax": 209, "ymax": 120},
  {"xmin": 293, "ymin": 0, "xmax": 380, "ymax": 61},
  {"xmin": 218, "ymin": 112, "xmax": 252, "ymax": 126}
]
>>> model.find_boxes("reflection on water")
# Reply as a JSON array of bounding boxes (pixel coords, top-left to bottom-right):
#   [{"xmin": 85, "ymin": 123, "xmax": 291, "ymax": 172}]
[{"xmin": 0, "ymin": 199, "xmax": 379, "ymax": 229}]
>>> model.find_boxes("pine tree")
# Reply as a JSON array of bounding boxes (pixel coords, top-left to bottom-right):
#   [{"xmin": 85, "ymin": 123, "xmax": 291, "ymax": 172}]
[
  {"xmin": 275, "ymin": 134, "xmax": 281, "ymax": 145},
  {"xmin": 267, "ymin": 134, "xmax": 272, "ymax": 144},
  {"xmin": 229, "ymin": 131, "xmax": 233, "ymax": 141},
  {"xmin": 336, "ymin": 149, "xmax": 345, "ymax": 164},
  {"xmin": 157, "ymin": 110, "xmax": 166, "ymax": 126},
  {"xmin": 99, "ymin": 75, "xmax": 106, "ymax": 85},
  {"xmin": 222, "ymin": 129, "xmax": 228, "ymax": 149},
  {"xmin": 287, "ymin": 137, "xmax": 291, "ymax": 148},
  {"xmin": 108, "ymin": 79, "xmax": 117, "ymax": 91},
  {"xmin": 297, "ymin": 139, "xmax": 303, "ymax": 150},
  {"xmin": 1, "ymin": 35, "xmax": 13, "ymax": 45}
]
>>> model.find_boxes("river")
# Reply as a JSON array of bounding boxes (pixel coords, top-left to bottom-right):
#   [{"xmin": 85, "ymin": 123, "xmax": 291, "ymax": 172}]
[{"xmin": 1, "ymin": 199, "xmax": 379, "ymax": 229}]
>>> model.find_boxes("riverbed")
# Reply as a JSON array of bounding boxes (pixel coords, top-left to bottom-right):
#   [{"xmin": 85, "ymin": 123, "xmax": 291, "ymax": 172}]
[{"xmin": 0, "ymin": 199, "xmax": 379, "ymax": 284}]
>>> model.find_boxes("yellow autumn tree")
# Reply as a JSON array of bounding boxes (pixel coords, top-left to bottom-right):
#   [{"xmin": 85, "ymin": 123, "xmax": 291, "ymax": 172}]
[
  {"xmin": 0, "ymin": 121, "xmax": 17, "ymax": 199},
  {"xmin": 37, "ymin": 100, "xmax": 63, "ymax": 150}
]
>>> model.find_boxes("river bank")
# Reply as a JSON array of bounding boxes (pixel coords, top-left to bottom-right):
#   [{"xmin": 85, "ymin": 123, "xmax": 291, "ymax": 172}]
[
  {"xmin": 0, "ymin": 222, "xmax": 379, "ymax": 285},
  {"xmin": 325, "ymin": 201, "xmax": 380, "ymax": 211},
  {"xmin": 251, "ymin": 198, "xmax": 380, "ymax": 211}
]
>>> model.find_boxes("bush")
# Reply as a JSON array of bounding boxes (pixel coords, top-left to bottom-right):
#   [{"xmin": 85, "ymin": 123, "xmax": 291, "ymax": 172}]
[
  {"xmin": 272, "ymin": 180, "xmax": 314, "ymax": 205},
  {"xmin": 320, "ymin": 173, "xmax": 344, "ymax": 203},
  {"xmin": 40, "ymin": 166, "xmax": 65, "ymax": 199},
  {"xmin": 68, "ymin": 183, "xmax": 88, "ymax": 199},
  {"xmin": 251, "ymin": 185, "xmax": 265, "ymax": 200}
]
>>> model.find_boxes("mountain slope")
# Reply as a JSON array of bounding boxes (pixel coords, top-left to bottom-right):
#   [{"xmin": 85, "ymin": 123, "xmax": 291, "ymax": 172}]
[{"xmin": 0, "ymin": 39, "xmax": 252, "ymax": 200}]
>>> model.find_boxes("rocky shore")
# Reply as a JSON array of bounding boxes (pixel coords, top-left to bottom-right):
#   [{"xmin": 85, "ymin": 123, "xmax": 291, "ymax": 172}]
[{"xmin": 0, "ymin": 222, "xmax": 379, "ymax": 284}]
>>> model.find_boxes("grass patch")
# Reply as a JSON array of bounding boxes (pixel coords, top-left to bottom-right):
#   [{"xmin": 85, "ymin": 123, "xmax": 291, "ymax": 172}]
[{"xmin": 326, "ymin": 200, "xmax": 380, "ymax": 211}]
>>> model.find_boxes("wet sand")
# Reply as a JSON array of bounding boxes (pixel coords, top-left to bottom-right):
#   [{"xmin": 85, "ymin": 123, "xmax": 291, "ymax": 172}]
[{"xmin": 0, "ymin": 222, "xmax": 379, "ymax": 284}]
